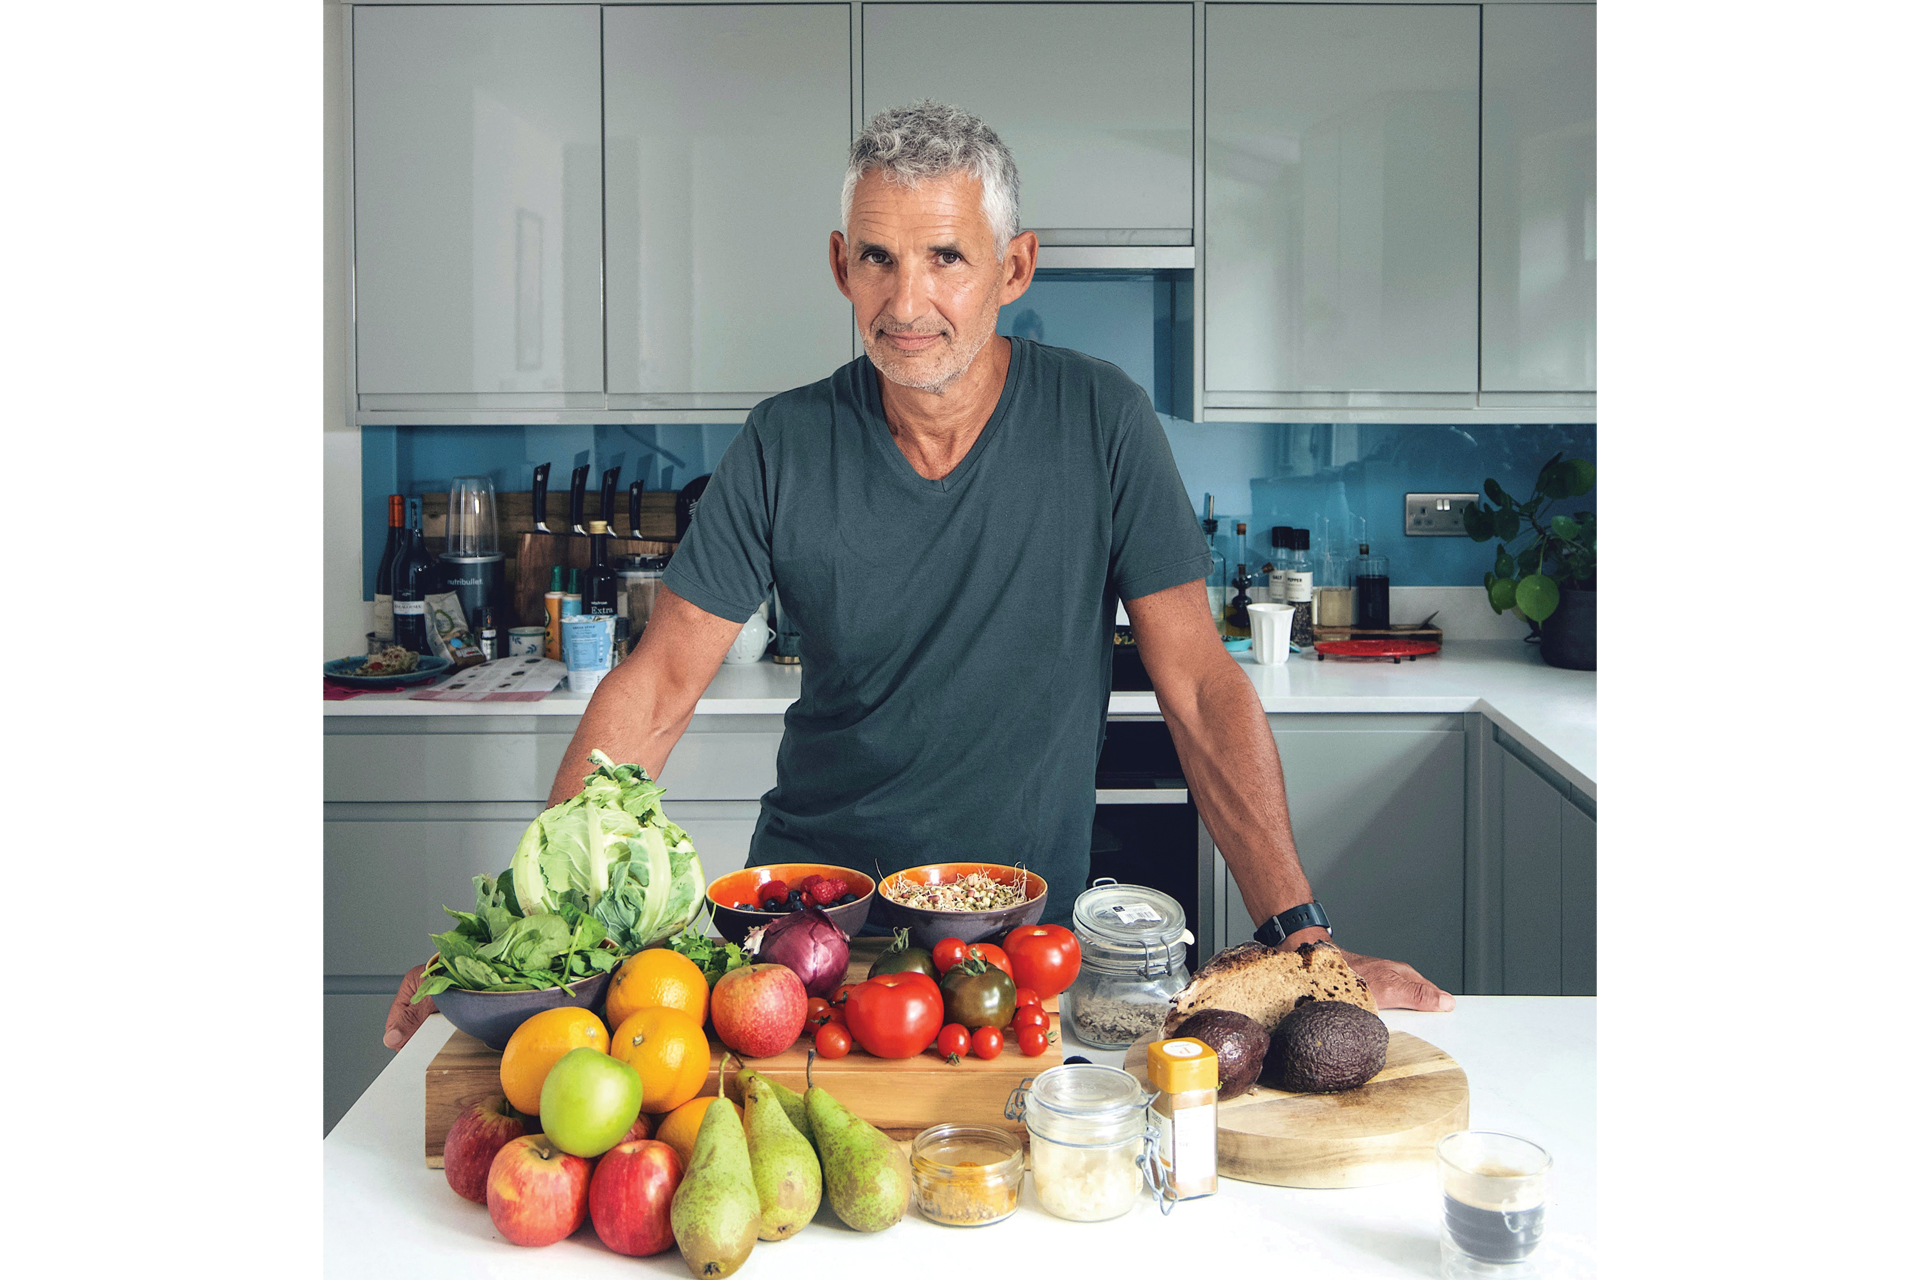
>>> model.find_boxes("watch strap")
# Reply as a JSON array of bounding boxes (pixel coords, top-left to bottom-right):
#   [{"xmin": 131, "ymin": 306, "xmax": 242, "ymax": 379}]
[{"xmin": 1254, "ymin": 900, "xmax": 1331, "ymax": 947}]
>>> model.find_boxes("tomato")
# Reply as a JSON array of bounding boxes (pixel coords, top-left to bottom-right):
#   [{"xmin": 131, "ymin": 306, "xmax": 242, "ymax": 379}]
[
  {"xmin": 1013, "ymin": 987, "xmax": 1041, "ymax": 1009},
  {"xmin": 1009, "ymin": 1006, "xmax": 1048, "ymax": 1035},
  {"xmin": 1017, "ymin": 1025, "xmax": 1050, "ymax": 1057},
  {"xmin": 814, "ymin": 1023, "xmax": 852, "ymax": 1059},
  {"xmin": 1003, "ymin": 925, "xmax": 1082, "ymax": 1000},
  {"xmin": 804, "ymin": 997, "xmax": 833, "ymax": 1030},
  {"xmin": 931, "ymin": 937, "xmax": 970, "ymax": 975},
  {"xmin": 966, "ymin": 943, "xmax": 1014, "ymax": 980},
  {"xmin": 971, "ymin": 1024, "xmax": 1004, "ymax": 1060},
  {"xmin": 829, "ymin": 983, "xmax": 858, "ymax": 1007},
  {"xmin": 823, "ymin": 1007, "xmax": 846, "ymax": 1027},
  {"xmin": 935, "ymin": 1024, "xmax": 971, "ymax": 1064},
  {"xmin": 842, "ymin": 973, "xmax": 944, "ymax": 1059},
  {"xmin": 939, "ymin": 956, "xmax": 1017, "ymax": 1031}
]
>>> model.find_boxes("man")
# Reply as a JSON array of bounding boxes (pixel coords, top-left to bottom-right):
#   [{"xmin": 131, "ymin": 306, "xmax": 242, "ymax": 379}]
[{"xmin": 385, "ymin": 102, "xmax": 1449, "ymax": 1049}]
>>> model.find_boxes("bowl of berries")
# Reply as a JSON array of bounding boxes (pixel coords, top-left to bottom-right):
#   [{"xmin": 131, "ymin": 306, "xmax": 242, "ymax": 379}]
[{"xmin": 705, "ymin": 863, "xmax": 876, "ymax": 945}]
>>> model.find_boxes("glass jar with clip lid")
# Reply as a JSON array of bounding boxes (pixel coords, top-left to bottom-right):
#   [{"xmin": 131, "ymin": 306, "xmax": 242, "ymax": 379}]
[
  {"xmin": 1063, "ymin": 880, "xmax": 1194, "ymax": 1050},
  {"xmin": 1004, "ymin": 1062, "xmax": 1175, "ymax": 1221}
]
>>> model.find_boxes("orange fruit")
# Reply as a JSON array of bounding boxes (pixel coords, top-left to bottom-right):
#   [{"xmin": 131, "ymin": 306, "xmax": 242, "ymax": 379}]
[
  {"xmin": 605, "ymin": 948, "xmax": 710, "ymax": 1032},
  {"xmin": 609, "ymin": 1006, "xmax": 711, "ymax": 1114},
  {"xmin": 655, "ymin": 1095, "xmax": 742, "ymax": 1167},
  {"xmin": 499, "ymin": 1007, "xmax": 608, "ymax": 1115}
]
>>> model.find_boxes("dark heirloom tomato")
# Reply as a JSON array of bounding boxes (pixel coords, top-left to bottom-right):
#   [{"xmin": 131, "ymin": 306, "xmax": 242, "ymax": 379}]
[
  {"xmin": 868, "ymin": 928, "xmax": 941, "ymax": 983},
  {"xmin": 1003, "ymin": 925, "xmax": 1082, "ymax": 1000},
  {"xmin": 966, "ymin": 943, "xmax": 1014, "ymax": 980},
  {"xmin": 939, "ymin": 956, "xmax": 1017, "ymax": 1031},
  {"xmin": 843, "ymin": 973, "xmax": 944, "ymax": 1058}
]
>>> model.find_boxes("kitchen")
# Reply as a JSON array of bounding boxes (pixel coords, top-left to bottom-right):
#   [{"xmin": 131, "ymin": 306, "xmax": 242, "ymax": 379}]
[{"xmin": 323, "ymin": 0, "xmax": 1597, "ymax": 1272}]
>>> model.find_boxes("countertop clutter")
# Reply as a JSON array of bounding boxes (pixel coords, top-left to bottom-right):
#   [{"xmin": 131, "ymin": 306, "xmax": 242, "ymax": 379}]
[{"xmin": 325, "ymin": 1000, "xmax": 1595, "ymax": 1277}]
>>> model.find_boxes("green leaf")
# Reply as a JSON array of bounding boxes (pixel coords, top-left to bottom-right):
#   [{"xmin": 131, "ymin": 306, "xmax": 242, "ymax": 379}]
[
  {"xmin": 1461, "ymin": 502, "xmax": 1493, "ymax": 541},
  {"xmin": 1485, "ymin": 477, "xmax": 1509, "ymax": 507},
  {"xmin": 1494, "ymin": 506, "xmax": 1521, "ymax": 542},
  {"xmin": 1488, "ymin": 577, "xmax": 1519, "ymax": 613},
  {"xmin": 1551, "ymin": 515, "xmax": 1579, "ymax": 541},
  {"xmin": 1518, "ymin": 543, "xmax": 1545, "ymax": 576},
  {"xmin": 1495, "ymin": 546, "xmax": 1515, "ymax": 579},
  {"xmin": 1515, "ymin": 574, "xmax": 1562, "ymax": 622},
  {"xmin": 1534, "ymin": 451, "xmax": 1565, "ymax": 493},
  {"xmin": 1560, "ymin": 458, "xmax": 1596, "ymax": 497},
  {"xmin": 1483, "ymin": 570, "xmax": 1496, "ymax": 591}
]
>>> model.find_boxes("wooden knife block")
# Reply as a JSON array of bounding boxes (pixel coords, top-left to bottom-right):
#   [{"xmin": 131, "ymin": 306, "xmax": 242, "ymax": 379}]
[{"xmin": 512, "ymin": 532, "xmax": 676, "ymax": 635}]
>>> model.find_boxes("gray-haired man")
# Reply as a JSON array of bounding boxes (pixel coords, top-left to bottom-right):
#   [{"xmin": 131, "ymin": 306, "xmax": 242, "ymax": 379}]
[{"xmin": 385, "ymin": 102, "xmax": 1449, "ymax": 1049}]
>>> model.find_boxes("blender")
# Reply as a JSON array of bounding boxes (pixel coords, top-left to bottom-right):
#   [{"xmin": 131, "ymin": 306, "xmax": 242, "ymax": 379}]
[{"xmin": 439, "ymin": 476, "xmax": 508, "ymax": 631}]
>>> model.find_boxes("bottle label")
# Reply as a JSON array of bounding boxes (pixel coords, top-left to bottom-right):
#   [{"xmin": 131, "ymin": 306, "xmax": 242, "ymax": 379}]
[
  {"xmin": 1284, "ymin": 570, "xmax": 1314, "ymax": 604},
  {"xmin": 393, "ymin": 600, "xmax": 426, "ymax": 616},
  {"xmin": 372, "ymin": 594, "xmax": 394, "ymax": 643}
]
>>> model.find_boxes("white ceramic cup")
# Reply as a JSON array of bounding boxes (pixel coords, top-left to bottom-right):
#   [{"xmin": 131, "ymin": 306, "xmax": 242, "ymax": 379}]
[
  {"xmin": 723, "ymin": 602, "xmax": 773, "ymax": 664},
  {"xmin": 1248, "ymin": 603, "xmax": 1295, "ymax": 665}
]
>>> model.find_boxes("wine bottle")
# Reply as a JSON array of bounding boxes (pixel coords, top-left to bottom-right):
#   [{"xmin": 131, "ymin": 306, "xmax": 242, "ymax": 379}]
[
  {"xmin": 392, "ymin": 497, "xmax": 436, "ymax": 653},
  {"xmin": 372, "ymin": 494, "xmax": 404, "ymax": 644}
]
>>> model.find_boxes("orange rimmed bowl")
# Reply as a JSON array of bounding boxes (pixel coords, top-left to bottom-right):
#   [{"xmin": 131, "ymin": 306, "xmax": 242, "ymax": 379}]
[
  {"xmin": 876, "ymin": 862, "xmax": 1048, "ymax": 950},
  {"xmin": 706, "ymin": 863, "xmax": 876, "ymax": 944}
]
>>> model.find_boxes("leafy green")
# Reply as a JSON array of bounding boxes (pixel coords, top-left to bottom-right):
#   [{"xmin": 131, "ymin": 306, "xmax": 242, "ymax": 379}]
[
  {"xmin": 413, "ymin": 874, "xmax": 621, "ymax": 1001},
  {"xmin": 667, "ymin": 911, "xmax": 749, "ymax": 990}
]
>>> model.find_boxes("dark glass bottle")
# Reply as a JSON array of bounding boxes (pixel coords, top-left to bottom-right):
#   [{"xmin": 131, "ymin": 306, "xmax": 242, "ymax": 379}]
[
  {"xmin": 392, "ymin": 497, "xmax": 438, "ymax": 652},
  {"xmin": 1354, "ymin": 542, "xmax": 1391, "ymax": 630},
  {"xmin": 372, "ymin": 494, "xmax": 404, "ymax": 644},
  {"xmin": 585, "ymin": 521, "xmax": 618, "ymax": 617}
]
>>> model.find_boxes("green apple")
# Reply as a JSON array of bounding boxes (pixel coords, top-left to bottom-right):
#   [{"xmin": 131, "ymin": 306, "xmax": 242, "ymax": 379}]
[{"xmin": 539, "ymin": 1047, "xmax": 645, "ymax": 1158}]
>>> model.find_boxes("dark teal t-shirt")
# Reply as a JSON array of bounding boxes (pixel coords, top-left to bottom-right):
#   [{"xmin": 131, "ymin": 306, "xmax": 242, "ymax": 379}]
[{"xmin": 663, "ymin": 337, "xmax": 1211, "ymax": 924}]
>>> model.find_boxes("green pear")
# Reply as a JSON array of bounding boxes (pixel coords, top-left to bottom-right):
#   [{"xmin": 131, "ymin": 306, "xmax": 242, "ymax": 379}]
[
  {"xmin": 805, "ymin": 1081, "xmax": 910, "ymax": 1233},
  {"xmin": 724, "ymin": 1060, "xmax": 813, "ymax": 1148},
  {"xmin": 668, "ymin": 1091, "xmax": 759, "ymax": 1277},
  {"xmin": 745, "ymin": 1076, "xmax": 822, "ymax": 1240}
]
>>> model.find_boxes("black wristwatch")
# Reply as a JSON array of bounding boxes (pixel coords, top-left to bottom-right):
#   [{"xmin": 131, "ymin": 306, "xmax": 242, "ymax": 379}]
[{"xmin": 1254, "ymin": 901, "xmax": 1331, "ymax": 947}]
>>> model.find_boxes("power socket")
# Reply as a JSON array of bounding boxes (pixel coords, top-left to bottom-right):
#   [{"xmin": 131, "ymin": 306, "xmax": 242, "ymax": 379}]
[{"xmin": 1405, "ymin": 493, "xmax": 1481, "ymax": 537}]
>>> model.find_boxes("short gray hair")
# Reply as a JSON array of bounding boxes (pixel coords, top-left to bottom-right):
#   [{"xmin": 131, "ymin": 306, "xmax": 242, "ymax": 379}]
[{"xmin": 842, "ymin": 101, "xmax": 1021, "ymax": 260}]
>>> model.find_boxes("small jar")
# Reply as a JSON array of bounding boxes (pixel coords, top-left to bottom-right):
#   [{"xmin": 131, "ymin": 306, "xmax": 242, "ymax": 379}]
[
  {"xmin": 909, "ymin": 1124, "xmax": 1024, "ymax": 1227},
  {"xmin": 1015, "ymin": 1064, "xmax": 1154, "ymax": 1222},
  {"xmin": 1146, "ymin": 1038, "xmax": 1219, "ymax": 1200},
  {"xmin": 1065, "ymin": 881, "xmax": 1194, "ymax": 1050}
]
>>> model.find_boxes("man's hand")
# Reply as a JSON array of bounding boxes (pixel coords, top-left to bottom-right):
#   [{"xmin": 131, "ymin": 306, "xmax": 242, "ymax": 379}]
[
  {"xmin": 1335, "ymin": 947, "xmax": 1456, "ymax": 1012},
  {"xmin": 383, "ymin": 963, "xmax": 435, "ymax": 1050}
]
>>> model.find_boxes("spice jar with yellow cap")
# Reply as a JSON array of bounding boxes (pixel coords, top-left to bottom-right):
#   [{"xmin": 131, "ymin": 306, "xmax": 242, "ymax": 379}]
[{"xmin": 1146, "ymin": 1038, "xmax": 1219, "ymax": 1200}]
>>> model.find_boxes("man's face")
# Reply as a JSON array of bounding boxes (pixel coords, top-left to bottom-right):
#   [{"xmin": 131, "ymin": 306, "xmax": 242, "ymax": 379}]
[{"xmin": 831, "ymin": 171, "xmax": 1030, "ymax": 394}]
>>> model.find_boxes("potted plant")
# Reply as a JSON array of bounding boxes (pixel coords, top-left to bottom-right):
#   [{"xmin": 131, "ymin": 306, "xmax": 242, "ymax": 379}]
[{"xmin": 1462, "ymin": 453, "xmax": 1596, "ymax": 670}]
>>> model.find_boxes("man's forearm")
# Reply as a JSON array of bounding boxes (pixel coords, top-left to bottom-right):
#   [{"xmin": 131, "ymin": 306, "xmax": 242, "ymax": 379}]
[
  {"xmin": 546, "ymin": 657, "xmax": 700, "ymax": 806},
  {"xmin": 1159, "ymin": 658, "xmax": 1325, "ymax": 940}
]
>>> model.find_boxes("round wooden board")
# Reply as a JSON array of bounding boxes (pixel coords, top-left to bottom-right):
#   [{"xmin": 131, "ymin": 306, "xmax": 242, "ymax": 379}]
[{"xmin": 1123, "ymin": 1030, "xmax": 1468, "ymax": 1188}]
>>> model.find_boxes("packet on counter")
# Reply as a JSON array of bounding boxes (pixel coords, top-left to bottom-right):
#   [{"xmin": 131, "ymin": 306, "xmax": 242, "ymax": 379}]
[{"xmin": 425, "ymin": 592, "xmax": 485, "ymax": 668}]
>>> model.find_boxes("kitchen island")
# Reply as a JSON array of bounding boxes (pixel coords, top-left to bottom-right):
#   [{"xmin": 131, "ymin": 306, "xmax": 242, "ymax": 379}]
[{"xmin": 324, "ymin": 998, "xmax": 1595, "ymax": 1277}]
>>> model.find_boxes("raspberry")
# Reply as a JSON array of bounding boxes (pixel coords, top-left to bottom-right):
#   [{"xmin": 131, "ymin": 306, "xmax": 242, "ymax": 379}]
[
  {"xmin": 798, "ymin": 874, "xmax": 825, "ymax": 895},
  {"xmin": 756, "ymin": 879, "xmax": 790, "ymax": 909},
  {"xmin": 808, "ymin": 877, "xmax": 850, "ymax": 908}
]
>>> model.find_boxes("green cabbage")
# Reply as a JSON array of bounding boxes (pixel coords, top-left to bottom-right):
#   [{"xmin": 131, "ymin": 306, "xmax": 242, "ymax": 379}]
[{"xmin": 509, "ymin": 750, "xmax": 705, "ymax": 953}]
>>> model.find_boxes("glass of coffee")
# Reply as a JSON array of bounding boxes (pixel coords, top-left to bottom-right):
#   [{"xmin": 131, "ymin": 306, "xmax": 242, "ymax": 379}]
[{"xmin": 1436, "ymin": 1131, "xmax": 1552, "ymax": 1278}]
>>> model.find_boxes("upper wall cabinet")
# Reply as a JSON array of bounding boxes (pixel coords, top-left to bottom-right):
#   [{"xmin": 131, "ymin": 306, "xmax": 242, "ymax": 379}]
[
  {"xmin": 352, "ymin": 5, "xmax": 603, "ymax": 409},
  {"xmin": 862, "ymin": 4, "xmax": 1193, "ymax": 244},
  {"xmin": 1205, "ymin": 4, "xmax": 1479, "ymax": 405},
  {"xmin": 604, "ymin": 5, "xmax": 855, "ymax": 406},
  {"xmin": 1481, "ymin": 4, "xmax": 1597, "ymax": 394}
]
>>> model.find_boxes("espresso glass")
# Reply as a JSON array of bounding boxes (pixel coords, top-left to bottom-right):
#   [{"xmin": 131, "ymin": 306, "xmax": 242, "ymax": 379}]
[{"xmin": 1436, "ymin": 1131, "xmax": 1552, "ymax": 1278}]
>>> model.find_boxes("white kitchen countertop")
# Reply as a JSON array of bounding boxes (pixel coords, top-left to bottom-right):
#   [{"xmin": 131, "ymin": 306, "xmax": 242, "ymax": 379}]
[
  {"xmin": 326, "ymin": 641, "xmax": 1594, "ymax": 799},
  {"xmin": 324, "ymin": 998, "xmax": 1594, "ymax": 1277}
]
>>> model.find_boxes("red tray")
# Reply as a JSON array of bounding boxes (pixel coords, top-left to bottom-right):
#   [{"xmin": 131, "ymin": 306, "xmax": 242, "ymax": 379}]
[{"xmin": 1315, "ymin": 639, "xmax": 1441, "ymax": 662}]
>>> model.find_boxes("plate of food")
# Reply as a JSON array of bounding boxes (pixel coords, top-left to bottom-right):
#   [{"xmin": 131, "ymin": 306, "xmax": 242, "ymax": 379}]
[{"xmin": 324, "ymin": 647, "xmax": 452, "ymax": 688}]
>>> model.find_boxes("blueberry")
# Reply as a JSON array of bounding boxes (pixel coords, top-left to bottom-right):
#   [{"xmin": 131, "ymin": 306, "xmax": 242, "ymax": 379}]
[{"xmin": 837, "ymin": 892, "xmax": 857, "ymax": 904}]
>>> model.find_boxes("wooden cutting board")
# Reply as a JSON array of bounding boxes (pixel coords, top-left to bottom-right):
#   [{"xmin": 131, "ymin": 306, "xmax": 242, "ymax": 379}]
[
  {"xmin": 424, "ymin": 939, "xmax": 1061, "ymax": 1167},
  {"xmin": 1122, "ymin": 1031, "xmax": 1468, "ymax": 1188}
]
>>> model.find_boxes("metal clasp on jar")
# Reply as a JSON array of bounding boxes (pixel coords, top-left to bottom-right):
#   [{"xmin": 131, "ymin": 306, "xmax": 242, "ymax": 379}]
[
  {"xmin": 1003, "ymin": 1077, "xmax": 1037, "ymax": 1123},
  {"xmin": 1137, "ymin": 1093, "xmax": 1176, "ymax": 1216}
]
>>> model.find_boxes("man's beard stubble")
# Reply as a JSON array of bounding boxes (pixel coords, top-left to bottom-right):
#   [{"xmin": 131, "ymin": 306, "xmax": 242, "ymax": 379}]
[{"xmin": 861, "ymin": 316, "xmax": 997, "ymax": 395}]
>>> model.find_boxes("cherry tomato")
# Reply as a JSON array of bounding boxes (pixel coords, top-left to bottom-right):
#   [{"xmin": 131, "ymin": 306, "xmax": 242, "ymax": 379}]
[
  {"xmin": 966, "ymin": 943, "xmax": 1014, "ymax": 980},
  {"xmin": 1003, "ymin": 925, "xmax": 1083, "ymax": 1000},
  {"xmin": 814, "ymin": 1023, "xmax": 852, "ymax": 1059},
  {"xmin": 829, "ymin": 983, "xmax": 858, "ymax": 1007},
  {"xmin": 1009, "ymin": 1006, "xmax": 1048, "ymax": 1035},
  {"xmin": 935, "ymin": 1023, "xmax": 971, "ymax": 1064},
  {"xmin": 931, "ymin": 937, "xmax": 970, "ymax": 975},
  {"xmin": 971, "ymin": 1025, "xmax": 1004, "ymax": 1060},
  {"xmin": 843, "ymin": 973, "xmax": 944, "ymax": 1058},
  {"xmin": 1013, "ymin": 987, "xmax": 1042, "ymax": 1010},
  {"xmin": 805, "ymin": 997, "xmax": 833, "ymax": 1029},
  {"xmin": 823, "ymin": 1006, "xmax": 846, "ymax": 1027},
  {"xmin": 1017, "ymin": 1025, "xmax": 1050, "ymax": 1057}
]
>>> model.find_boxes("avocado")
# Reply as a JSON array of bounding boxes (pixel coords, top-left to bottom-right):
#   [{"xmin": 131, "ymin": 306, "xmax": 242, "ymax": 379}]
[
  {"xmin": 1261, "ymin": 999, "xmax": 1389, "ymax": 1093},
  {"xmin": 1168, "ymin": 1009, "xmax": 1270, "ymax": 1101}
]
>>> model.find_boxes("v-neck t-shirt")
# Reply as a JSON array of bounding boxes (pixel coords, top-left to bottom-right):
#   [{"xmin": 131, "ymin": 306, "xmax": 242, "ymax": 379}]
[{"xmin": 662, "ymin": 337, "xmax": 1212, "ymax": 922}]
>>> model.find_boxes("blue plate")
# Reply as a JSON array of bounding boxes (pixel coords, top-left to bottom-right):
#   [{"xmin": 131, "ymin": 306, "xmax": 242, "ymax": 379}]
[{"xmin": 324, "ymin": 653, "xmax": 453, "ymax": 688}]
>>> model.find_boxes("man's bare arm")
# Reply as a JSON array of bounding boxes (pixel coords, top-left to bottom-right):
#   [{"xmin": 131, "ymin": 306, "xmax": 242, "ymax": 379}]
[
  {"xmin": 545, "ymin": 587, "xmax": 745, "ymax": 805},
  {"xmin": 1125, "ymin": 579, "xmax": 1453, "ymax": 1012}
]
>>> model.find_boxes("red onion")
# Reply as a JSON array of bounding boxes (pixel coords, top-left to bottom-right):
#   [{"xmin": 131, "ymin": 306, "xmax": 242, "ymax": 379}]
[{"xmin": 743, "ymin": 905, "xmax": 849, "ymax": 998}]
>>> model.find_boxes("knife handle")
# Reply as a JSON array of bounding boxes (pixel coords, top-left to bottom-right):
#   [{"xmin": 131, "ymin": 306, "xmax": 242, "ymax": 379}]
[
  {"xmin": 599, "ymin": 466, "xmax": 621, "ymax": 531},
  {"xmin": 531, "ymin": 463, "xmax": 551, "ymax": 532},
  {"xmin": 569, "ymin": 464, "xmax": 590, "ymax": 534},
  {"xmin": 629, "ymin": 480, "xmax": 645, "ymax": 541}
]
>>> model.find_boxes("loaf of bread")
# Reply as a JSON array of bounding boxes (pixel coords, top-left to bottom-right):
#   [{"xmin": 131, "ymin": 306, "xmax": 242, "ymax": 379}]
[{"xmin": 1162, "ymin": 940, "xmax": 1376, "ymax": 1037}]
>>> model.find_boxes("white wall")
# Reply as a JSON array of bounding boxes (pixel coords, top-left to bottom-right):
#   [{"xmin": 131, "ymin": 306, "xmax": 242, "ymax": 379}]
[{"xmin": 325, "ymin": 1, "xmax": 368, "ymax": 659}]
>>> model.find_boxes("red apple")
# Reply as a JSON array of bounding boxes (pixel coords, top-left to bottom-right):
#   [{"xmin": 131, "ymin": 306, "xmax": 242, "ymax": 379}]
[
  {"xmin": 443, "ymin": 1095, "xmax": 526, "ymax": 1204},
  {"xmin": 620, "ymin": 1113, "xmax": 654, "ymax": 1144},
  {"xmin": 587, "ymin": 1139, "xmax": 684, "ymax": 1257},
  {"xmin": 486, "ymin": 1134, "xmax": 590, "ymax": 1247},
  {"xmin": 710, "ymin": 963, "xmax": 808, "ymax": 1058}
]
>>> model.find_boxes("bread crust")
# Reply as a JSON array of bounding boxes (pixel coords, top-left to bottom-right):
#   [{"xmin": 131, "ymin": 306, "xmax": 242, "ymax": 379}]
[{"xmin": 1162, "ymin": 940, "xmax": 1376, "ymax": 1036}]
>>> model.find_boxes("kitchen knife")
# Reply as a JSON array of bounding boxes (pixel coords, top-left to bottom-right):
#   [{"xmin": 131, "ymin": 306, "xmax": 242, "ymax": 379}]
[
  {"xmin": 569, "ymin": 464, "xmax": 590, "ymax": 536},
  {"xmin": 531, "ymin": 463, "xmax": 552, "ymax": 533},
  {"xmin": 599, "ymin": 466, "xmax": 621, "ymax": 533},
  {"xmin": 628, "ymin": 479, "xmax": 645, "ymax": 541}
]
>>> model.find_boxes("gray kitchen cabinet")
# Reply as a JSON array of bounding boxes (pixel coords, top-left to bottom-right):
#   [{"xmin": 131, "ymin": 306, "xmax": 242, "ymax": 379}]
[
  {"xmin": 1204, "ymin": 3, "xmax": 1480, "ymax": 405},
  {"xmin": 1560, "ymin": 799, "xmax": 1597, "ymax": 996},
  {"xmin": 1486, "ymin": 729, "xmax": 1597, "ymax": 995},
  {"xmin": 861, "ymin": 4, "xmax": 1193, "ymax": 242},
  {"xmin": 351, "ymin": 4, "xmax": 604, "ymax": 409},
  {"xmin": 326, "ymin": 992, "xmax": 396, "ymax": 1135},
  {"xmin": 1219, "ymin": 715, "xmax": 1467, "ymax": 992},
  {"xmin": 1481, "ymin": 3, "xmax": 1596, "ymax": 394},
  {"xmin": 603, "ymin": 4, "xmax": 854, "ymax": 407}
]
